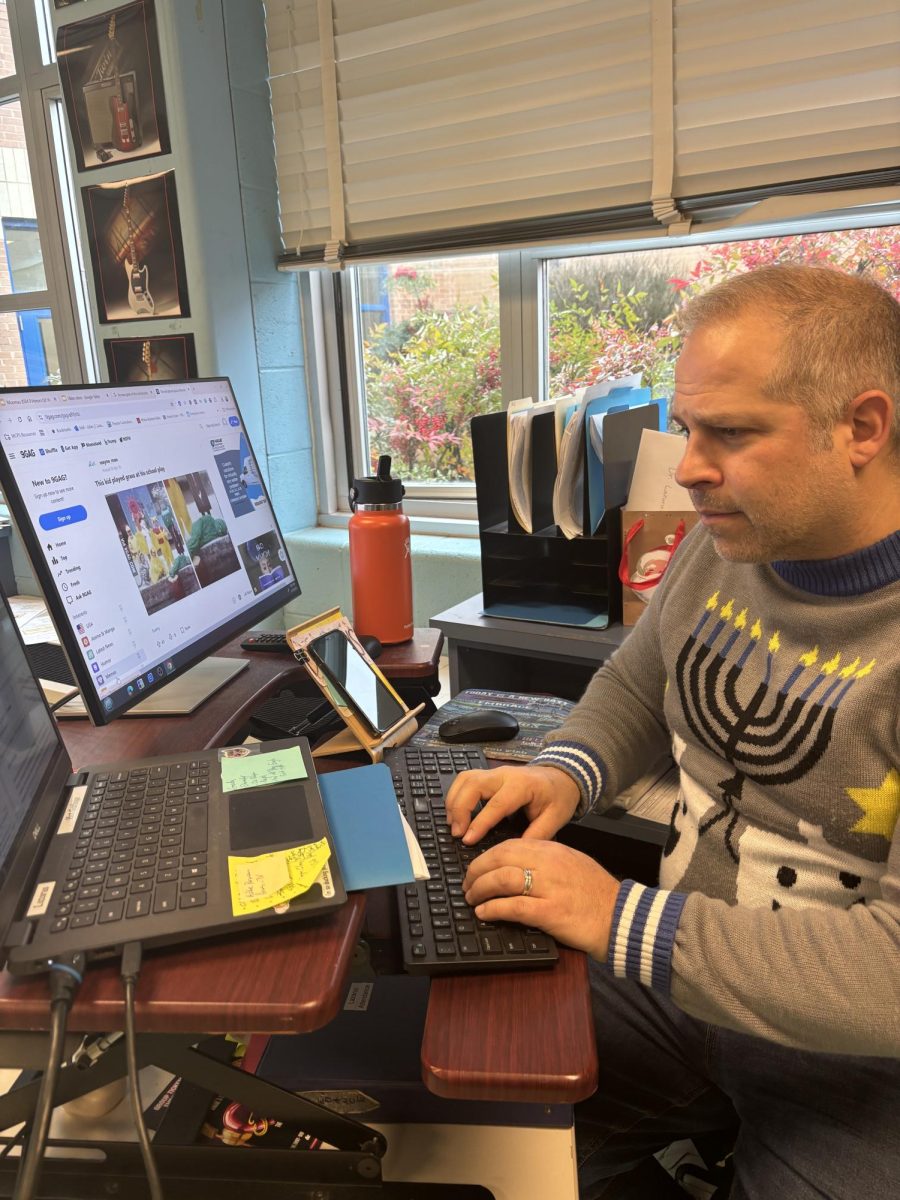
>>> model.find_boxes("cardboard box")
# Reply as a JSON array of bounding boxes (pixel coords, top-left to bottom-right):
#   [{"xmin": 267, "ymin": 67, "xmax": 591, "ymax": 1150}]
[{"xmin": 255, "ymin": 975, "xmax": 571, "ymax": 1129}]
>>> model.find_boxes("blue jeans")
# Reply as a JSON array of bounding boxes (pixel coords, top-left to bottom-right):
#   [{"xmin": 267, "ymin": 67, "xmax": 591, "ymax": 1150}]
[{"xmin": 577, "ymin": 964, "xmax": 900, "ymax": 1199}]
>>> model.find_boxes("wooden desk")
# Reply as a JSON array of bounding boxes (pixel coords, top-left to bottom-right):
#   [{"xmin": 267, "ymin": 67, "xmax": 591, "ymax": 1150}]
[{"xmin": 3, "ymin": 637, "xmax": 598, "ymax": 1107}]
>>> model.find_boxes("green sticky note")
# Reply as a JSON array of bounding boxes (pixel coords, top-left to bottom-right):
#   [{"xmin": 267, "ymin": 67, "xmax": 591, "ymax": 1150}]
[{"xmin": 220, "ymin": 745, "xmax": 308, "ymax": 793}]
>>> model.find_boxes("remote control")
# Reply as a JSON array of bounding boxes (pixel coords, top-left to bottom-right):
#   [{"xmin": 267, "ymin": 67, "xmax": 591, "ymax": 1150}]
[{"xmin": 240, "ymin": 631, "xmax": 291, "ymax": 652}]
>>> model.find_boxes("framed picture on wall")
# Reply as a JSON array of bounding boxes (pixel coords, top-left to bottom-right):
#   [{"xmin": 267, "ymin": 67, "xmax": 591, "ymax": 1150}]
[
  {"xmin": 83, "ymin": 170, "xmax": 190, "ymax": 323},
  {"xmin": 104, "ymin": 334, "xmax": 198, "ymax": 382},
  {"xmin": 57, "ymin": 0, "xmax": 170, "ymax": 171}
]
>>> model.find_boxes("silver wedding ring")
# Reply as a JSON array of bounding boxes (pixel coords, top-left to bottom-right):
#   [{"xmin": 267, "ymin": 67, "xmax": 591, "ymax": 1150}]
[{"xmin": 522, "ymin": 867, "xmax": 534, "ymax": 896}]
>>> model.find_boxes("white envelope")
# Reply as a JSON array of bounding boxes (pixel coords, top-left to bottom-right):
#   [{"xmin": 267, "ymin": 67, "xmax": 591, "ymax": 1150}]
[{"xmin": 627, "ymin": 428, "xmax": 690, "ymax": 512}]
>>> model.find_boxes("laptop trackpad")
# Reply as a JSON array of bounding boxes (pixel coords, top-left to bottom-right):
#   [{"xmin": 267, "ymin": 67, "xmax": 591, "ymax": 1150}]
[{"xmin": 229, "ymin": 787, "xmax": 313, "ymax": 853}]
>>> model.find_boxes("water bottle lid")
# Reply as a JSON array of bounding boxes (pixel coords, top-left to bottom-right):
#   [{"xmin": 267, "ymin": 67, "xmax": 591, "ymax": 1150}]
[{"xmin": 350, "ymin": 454, "xmax": 405, "ymax": 508}]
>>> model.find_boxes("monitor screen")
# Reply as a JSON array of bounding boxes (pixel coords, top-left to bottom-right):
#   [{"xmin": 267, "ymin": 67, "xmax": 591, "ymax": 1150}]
[{"xmin": 0, "ymin": 378, "xmax": 301, "ymax": 723}]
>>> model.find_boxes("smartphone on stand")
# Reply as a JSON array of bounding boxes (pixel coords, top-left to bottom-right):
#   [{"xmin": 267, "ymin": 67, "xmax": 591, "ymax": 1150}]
[{"xmin": 306, "ymin": 628, "xmax": 406, "ymax": 737}]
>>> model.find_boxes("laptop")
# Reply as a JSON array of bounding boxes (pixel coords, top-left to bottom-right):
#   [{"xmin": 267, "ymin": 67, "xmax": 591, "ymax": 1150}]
[{"xmin": 0, "ymin": 588, "xmax": 346, "ymax": 976}]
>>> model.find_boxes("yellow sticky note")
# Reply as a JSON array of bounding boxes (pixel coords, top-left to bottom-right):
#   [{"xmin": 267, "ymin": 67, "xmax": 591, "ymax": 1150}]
[
  {"xmin": 220, "ymin": 745, "xmax": 308, "ymax": 793},
  {"xmin": 228, "ymin": 838, "xmax": 331, "ymax": 917}
]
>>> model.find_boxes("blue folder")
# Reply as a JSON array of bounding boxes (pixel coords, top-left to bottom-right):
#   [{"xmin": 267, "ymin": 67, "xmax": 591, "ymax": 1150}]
[
  {"xmin": 319, "ymin": 762, "xmax": 415, "ymax": 891},
  {"xmin": 584, "ymin": 387, "xmax": 661, "ymax": 533}
]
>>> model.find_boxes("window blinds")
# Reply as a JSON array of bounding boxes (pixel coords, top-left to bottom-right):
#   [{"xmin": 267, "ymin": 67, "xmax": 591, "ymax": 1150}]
[{"xmin": 266, "ymin": 0, "xmax": 900, "ymax": 266}]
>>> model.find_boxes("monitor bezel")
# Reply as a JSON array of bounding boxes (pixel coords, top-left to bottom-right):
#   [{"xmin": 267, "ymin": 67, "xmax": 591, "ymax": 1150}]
[{"xmin": 0, "ymin": 377, "xmax": 301, "ymax": 725}]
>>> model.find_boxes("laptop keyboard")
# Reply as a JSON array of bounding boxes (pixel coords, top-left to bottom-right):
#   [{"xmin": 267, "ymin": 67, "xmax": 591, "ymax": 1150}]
[
  {"xmin": 49, "ymin": 759, "xmax": 210, "ymax": 934},
  {"xmin": 389, "ymin": 745, "xmax": 558, "ymax": 976}
]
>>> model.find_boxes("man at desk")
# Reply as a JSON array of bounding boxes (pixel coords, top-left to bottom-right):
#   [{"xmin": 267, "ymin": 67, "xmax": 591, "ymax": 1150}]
[{"xmin": 447, "ymin": 264, "xmax": 900, "ymax": 1198}]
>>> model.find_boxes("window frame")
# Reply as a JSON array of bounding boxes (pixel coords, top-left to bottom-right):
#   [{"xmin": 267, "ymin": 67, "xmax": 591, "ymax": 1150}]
[
  {"xmin": 0, "ymin": 1, "xmax": 92, "ymax": 388},
  {"xmin": 302, "ymin": 202, "xmax": 900, "ymax": 535}
]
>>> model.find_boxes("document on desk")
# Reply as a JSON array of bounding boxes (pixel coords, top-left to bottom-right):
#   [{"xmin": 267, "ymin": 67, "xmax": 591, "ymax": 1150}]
[{"xmin": 318, "ymin": 763, "xmax": 417, "ymax": 891}]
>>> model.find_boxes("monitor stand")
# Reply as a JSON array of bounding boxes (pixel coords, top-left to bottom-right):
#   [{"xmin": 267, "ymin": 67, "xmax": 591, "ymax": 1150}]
[{"xmin": 43, "ymin": 657, "xmax": 249, "ymax": 719}]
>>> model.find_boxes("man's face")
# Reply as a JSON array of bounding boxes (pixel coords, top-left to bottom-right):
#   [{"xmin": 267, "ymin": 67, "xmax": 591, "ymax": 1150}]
[{"xmin": 672, "ymin": 314, "xmax": 855, "ymax": 562}]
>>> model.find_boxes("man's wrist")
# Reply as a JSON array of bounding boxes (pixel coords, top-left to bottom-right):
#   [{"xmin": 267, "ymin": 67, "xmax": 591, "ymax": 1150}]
[{"xmin": 531, "ymin": 740, "xmax": 606, "ymax": 816}]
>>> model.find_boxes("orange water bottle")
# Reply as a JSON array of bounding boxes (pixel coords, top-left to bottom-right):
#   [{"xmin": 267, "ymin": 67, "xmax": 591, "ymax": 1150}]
[{"xmin": 348, "ymin": 455, "xmax": 414, "ymax": 644}]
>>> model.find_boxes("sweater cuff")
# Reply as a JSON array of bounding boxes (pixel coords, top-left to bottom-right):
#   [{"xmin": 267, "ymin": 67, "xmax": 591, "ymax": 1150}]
[
  {"xmin": 606, "ymin": 879, "xmax": 687, "ymax": 994},
  {"xmin": 531, "ymin": 740, "xmax": 605, "ymax": 817}
]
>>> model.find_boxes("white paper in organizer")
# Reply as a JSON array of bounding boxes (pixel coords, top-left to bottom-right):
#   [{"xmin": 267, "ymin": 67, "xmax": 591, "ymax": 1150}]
[{"xmin": 627, "ymin": 428, "xmax": 690, "ymax": 511}]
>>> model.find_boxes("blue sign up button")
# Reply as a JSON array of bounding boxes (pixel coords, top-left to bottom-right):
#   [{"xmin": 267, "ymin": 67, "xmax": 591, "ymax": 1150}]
[
  {"xmin": 228, "ymin": 416, "xmax": 240, "ymax": 427},
  {"xmin": 39, "ymin": 504, "xmax": 87, "ymax": 531}
]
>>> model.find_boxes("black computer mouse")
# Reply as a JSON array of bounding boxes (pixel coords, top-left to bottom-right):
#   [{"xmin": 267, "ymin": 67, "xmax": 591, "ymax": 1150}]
[
  {"xmin": 438, "ymin": 709, "xmax": 520, "ymax": 744},
  {"xmin": 358, "ymin": 634, "xmax": 383, "ymax": 659}
]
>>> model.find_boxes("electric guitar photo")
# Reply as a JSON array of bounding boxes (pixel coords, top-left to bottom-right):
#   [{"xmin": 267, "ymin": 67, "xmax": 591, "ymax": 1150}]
[
  {"xmin": 110, "ymin": 92, "xmax": 137, "ymax": 153},
  {"xmin": 125, "ymin": 259, "xmax": 154, "ymax": 317}
]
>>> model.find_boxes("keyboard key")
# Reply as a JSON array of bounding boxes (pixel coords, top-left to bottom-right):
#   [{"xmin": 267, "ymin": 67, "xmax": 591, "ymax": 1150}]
[
  {"xmin": 179, "ymin": 891, "xmax": 206, "ymax": 909},
  {"xmin": 98, "ymin": 901, "xmax": 124, "ymax": 924},
  {"xmin": 153, "ymin": 883, "xmax": 178, "ymax": 913},
  {"xmin": 126, "ymin": 894, "xmax": 151, "ymax": 918},
  {"xmin": 70, "ymin": 912, "xmax": 96, "ymax": 928},
  {"xmin": 183, "ymin": 804, "xmax": 208, "ymax": 854}
]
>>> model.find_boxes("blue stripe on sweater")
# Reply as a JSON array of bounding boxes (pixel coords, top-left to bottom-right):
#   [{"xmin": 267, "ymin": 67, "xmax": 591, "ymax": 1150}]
[
  {"xmin": 608, "ymin": 879, "xmax": 688, "ymax": 996},
  {"xmin": 532, "ymin": 740, "xmax": 605, "ymax": 809}
]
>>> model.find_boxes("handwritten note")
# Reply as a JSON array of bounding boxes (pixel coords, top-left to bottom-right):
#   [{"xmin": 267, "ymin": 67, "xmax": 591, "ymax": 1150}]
[
  {"xmin": 228, "ymin": 838, "xmax": 331, "ymax": 916},
  {"xmin": 219, "ymin": 745, "xmax": 308, "ymax": 793}
]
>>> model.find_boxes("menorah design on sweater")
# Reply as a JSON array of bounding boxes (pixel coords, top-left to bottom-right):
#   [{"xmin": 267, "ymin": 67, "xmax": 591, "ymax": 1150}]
[{"xmin": 674, "ymin": 592, "xmax": 874, "ymax": 861}]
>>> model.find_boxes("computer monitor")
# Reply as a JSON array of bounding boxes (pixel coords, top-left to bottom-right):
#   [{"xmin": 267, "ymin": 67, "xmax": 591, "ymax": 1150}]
[{"xmin": 0, "ymin": 377, "xmax": 301, "ymax": 723}]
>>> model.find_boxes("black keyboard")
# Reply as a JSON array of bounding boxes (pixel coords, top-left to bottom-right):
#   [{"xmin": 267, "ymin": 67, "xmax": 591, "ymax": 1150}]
[
  {"xmin": 388, "ymin": 744, "xmax": 558, "ymax": 975},
  {"xmin": 50, "ymin": 759, "xmax": 210, "ymax": 934}
]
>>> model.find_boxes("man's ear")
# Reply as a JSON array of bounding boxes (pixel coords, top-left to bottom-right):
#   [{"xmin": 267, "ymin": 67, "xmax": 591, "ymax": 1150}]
[{"xmin": 845, "ymin": 390, "xmax": 895, "ymax": 468}]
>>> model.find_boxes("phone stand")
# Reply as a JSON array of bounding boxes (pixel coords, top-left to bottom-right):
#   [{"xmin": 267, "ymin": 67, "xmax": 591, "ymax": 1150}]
[{"xmin": 285, "ymin": 608, "xmax": 423, "ymax": 763}]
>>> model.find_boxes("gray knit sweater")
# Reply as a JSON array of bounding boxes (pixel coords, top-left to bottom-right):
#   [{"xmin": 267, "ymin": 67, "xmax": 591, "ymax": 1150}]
[{"xmin": 533, "ymin": 525, "xmax": 900, "ymax": 1056}]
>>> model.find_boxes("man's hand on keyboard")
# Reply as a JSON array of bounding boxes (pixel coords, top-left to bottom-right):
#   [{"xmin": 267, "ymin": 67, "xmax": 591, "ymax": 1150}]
[
  {"xmin": 446, "ymin": 763, "xmax": 580, "ymax": 844},
  {"xmin": 462, "ymin": 838, "xmax": 620, "ymax": 962}
]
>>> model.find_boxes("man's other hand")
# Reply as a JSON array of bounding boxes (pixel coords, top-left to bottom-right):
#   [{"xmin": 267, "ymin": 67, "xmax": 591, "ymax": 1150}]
[
  {"xmin": 445, "ymin": 763, "xmax": 581, "ymax": 844},
  {"xmin": 463, "ymin": 838, "xmax": 620, "ymax": 961}
]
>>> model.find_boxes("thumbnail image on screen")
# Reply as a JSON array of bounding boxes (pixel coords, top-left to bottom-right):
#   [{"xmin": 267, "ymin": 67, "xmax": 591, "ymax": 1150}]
[
  {"xmin": 238, "ymin": 530, "xmax": 289, "ymax": 596},
  {"xmin": 106, "ymin": 471, "xmax": 240, "ymax": 615}
]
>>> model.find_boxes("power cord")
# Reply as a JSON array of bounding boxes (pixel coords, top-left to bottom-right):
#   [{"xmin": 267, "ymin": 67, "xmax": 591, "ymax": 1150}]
[
  {"xmin": 13, "ymin": 952, "xmax": 85, "ymax": 1200},
  {"xmin": 120, "ymin": 942, "xmax": 164, "ymax": 1200},
  {"xmin": 48, "ymin": 689, "xmax": 81, "ymax": 714}
]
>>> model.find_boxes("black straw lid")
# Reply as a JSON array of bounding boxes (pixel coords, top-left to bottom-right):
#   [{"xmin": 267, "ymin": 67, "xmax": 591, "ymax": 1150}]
[{"xmin": 350, "ymin": 454, "xmax": 404, "ymax": 507}]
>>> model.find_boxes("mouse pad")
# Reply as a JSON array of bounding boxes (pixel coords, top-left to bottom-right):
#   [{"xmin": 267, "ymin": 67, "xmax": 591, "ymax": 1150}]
[{"xmin": 229, "ymin": 786, "xmax": 313, "ymax": 852}]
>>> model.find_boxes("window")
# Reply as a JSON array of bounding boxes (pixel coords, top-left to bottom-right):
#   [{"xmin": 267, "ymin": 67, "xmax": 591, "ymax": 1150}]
[
  {"xmin": 544, "ymin": 226, "xmax": 900, "ymax": 420},
  {"xmin": 354, "ymin": 256, "xmax": 500, "ymax": 485},
  {"xmin": 0, "ymin": 2, "xmax": 92, "ymax": 392},
  {"xmin": 309, "ymin": 212, "xmax": 900, "ymax": 529}
]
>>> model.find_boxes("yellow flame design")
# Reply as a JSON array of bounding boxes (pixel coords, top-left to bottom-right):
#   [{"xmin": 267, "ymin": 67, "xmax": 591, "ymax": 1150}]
[
  {"xmin": 768, "ymin": 631, "xmax": 781, "ymax": 654},
  {"xmin": 706, "ymin": 591, "xmax": 719, "ymax": 611},
  {"xmin": 734, "ymin": 608, "xmax": 747, "ymax": 630},
  {"xmin": 855, "ymin": 659, "xmax": 876, "ymax": 679},
  {"xmin": 839, "ymin": 657, "xmax": 860, "ymax": 679},
  {"xmin": 799, "ymin": 646, "xmax": 819, "ymax": 667},
  {"xmin": 720, "ymin": 599, "xmax": 734, "ymax": 619},
  {"xmin": 750, "ymin": 619, "xmax": 762, "ymax": 641},
  {"xmin": 821, "ymin": 653, "xmax": 841, "ymax": 675}
]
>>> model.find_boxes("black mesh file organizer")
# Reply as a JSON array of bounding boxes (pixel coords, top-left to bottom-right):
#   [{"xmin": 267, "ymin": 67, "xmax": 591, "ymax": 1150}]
[{"xmin": 471, "ymin": 404, "xmax": 658, "ymax": 629}]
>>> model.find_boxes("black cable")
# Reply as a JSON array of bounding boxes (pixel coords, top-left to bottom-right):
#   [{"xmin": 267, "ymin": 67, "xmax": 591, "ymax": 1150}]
[
  {"xmin": 48, "ymin": 688, "xmax": 80, "ymax": 714},
  {"xmin": 13, "ymin": 952, "xmax": 85, "ymax": 1200},
  {"xmin": 120, "ymin": 942, "xmax": 164, "ymax": 1200}
]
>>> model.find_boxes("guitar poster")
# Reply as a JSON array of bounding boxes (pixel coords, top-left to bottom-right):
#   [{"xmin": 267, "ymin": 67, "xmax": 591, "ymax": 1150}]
[
  {"xmin": 83, "ymin": 170, "xmax": 190, "ymax": 323},
  {"xmin": 104, "ymin": 334, "xmax": 198, "ymax": 382},
  {"xmin": 57, "ymin": 0, "xmax": 170, "ymax": 172}
]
